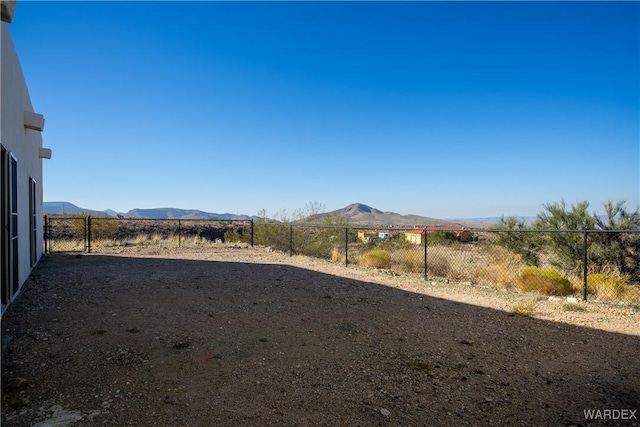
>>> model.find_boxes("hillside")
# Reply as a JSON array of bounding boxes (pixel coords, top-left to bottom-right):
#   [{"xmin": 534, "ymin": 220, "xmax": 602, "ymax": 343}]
[
  {"xmin": 304, "ymin": 203, "xmax": 466, "ymax": 227},
  {"xmin": 44, "ymin": 201, "xmax": 486, "ymax": 226},
  {"xmin": 43, "ymin": 202, "xmax": 114, "ymax": 217},
  {"xmin": 44, "ymin": 202, "xmax": 253, "ymax": 221},
  {"xmin": 124, "ymin": 208, "xmax": 252, "ymax": 221}
]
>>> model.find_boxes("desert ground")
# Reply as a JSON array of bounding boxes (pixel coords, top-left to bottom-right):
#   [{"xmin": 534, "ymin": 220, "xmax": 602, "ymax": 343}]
[{"xmin": 2, "ymin": 244, "xmax": 639, "ymax": 426}]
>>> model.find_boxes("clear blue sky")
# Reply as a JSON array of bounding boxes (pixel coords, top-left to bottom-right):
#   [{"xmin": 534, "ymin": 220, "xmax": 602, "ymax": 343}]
[{"xmin": 9, "ymin": 1, "xmax": 640, "ymax": 219}]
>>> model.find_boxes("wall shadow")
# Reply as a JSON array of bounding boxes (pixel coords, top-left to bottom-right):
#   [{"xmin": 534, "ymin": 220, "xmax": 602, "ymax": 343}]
[{"xmin": 2, "ymin": 253, "xmax": 639, "ymax": 426}]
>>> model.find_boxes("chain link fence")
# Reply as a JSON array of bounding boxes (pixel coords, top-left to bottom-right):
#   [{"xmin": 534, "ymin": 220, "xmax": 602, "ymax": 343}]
[
  {"xmin": 45, "ymin": 215, "xmax": 252, "ymax": 253},
  {"xmin": 44, "ymin": 216, "xmax": 639, "ymax": 306}
]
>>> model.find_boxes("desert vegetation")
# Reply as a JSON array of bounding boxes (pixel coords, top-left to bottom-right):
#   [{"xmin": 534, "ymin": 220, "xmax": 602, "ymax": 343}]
[
  {"xmin": 45, "ymin": 199, "xmax": 639, "ymax": 305},
  {"xmin": 495, "ymin": 199, "xmax": 640, "ymax": 304}
]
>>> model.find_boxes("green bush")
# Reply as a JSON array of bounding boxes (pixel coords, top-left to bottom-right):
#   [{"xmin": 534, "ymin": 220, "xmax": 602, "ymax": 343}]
[
  {"xmin": 517, "ymin": 266, "xmax": 573, "ymax": 296},
  {"xmin": 223, "ymin": 228, "xmax": 243, "ymax": 243},
  {"xmin": 428, "ymin": 231, "xmax": 457, "ymax": 245},
  {"xmin": 253, "ymin": 222, "xmax": 290, "ymax": 251},
  {"xmin": 360, "ymin": 250, "xmax": 391, "ymax": 269}
]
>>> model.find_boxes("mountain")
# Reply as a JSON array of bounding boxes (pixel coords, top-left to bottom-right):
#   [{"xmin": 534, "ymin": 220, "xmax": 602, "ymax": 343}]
[
  {"xmin": 304, "ymin": 203, "xmax": 467, "ymax": 227},
  {"xmin": 451, "ymin": 216, "xmax": 537, "ymax": 225},
  {"xmin": 44, "ymin": 202, "xmax": 253, "ymax": 220},
  {"xmin": 45, "ymin": 201, "xmax": 490, "ymax": 226},
  {"xmin": 44, "ymin": 201, "xmax": 116, "ymax": 217},
  {"xmin": 124, "ymin": 208, "xmax": 252, "ymax": 221}
]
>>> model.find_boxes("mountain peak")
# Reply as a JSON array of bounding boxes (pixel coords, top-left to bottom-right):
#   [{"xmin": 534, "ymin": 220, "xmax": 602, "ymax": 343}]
[
  {"xmin": 343, "ymin": 203, "xmax": 382, "ymax": 215},
  {"xmin": 313, "ymin": 203, "xmax": 451, "ymax": 226}
]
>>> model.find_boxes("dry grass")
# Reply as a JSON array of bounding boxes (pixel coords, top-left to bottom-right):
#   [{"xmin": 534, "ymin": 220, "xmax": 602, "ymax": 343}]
[
  {"xmin": 331, "ymin": 247, "xmax": 346, "ymax": 264},
  {"xmin": 49, "ymin": 233, "xmax": 221, "ymax": 252},
  {"xmin": 562, "ymin": 302, "xmax": 586, "ymax": 312},
  {"xmin": 512, "ymin": 301, "xmax": 536, "ymax": 316},
  {"xmin": 359, "ymin": 250, "xmax": 392, "ymax": 269},
  {"xmin": 390, "ymin": 247, "xmax": 424, "ymax": 273},
  {"xmin": 473, "ymin": 246, "xmax": 524, "ymax": 290}
]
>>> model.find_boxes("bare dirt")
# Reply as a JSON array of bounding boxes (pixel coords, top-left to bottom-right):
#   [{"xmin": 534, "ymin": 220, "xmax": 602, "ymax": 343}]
[{"xmin": 2, "ymin": 244, "xmax": 639, "ymax": 426}]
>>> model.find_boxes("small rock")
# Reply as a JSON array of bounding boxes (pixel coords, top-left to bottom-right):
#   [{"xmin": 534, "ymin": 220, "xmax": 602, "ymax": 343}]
[
  {"xmin": 460, "ymin": 339, "xmax": 474, "ymax": 345},
  {"xmin": 380, "ymin": 408, "xmax": 390, "ymax": 416},
  {"xmin": 566, "ymin": 297, "xmax": 578, "ymax": 303},
  {"xmin": 32, "ymin": 406, "xmax": 82, "ymax": 427}
]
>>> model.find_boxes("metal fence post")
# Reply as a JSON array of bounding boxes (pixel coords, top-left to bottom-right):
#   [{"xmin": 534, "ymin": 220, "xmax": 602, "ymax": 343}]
[
  {"xmin": 87, "ymin": 216, "xmax": 92, "ymax": 253},
  {"xmin": 178, "ymin": 219, "xmax": 181, "ymax": 248},
  {"xmin": 582, "ymin": 224, "xmax": 588, "ymax": 301},
  {"xmin": 423, "ymin": 229, "xmax": 427, "ymax": 281},
  {"xmin": 345, "ymin": 226, "xmax": 349, "ymax": 267},
  {"xmin": 289, "ymin": 224, "xmax": 293, "ymax": 257},
  {"xmin": 251, "ymin": 219, "xmax": 254, "ymax": 248}
]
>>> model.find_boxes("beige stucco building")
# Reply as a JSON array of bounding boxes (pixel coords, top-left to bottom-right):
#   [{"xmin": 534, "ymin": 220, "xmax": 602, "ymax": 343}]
[{"xmin": 1, "ymin": 0, "xmax": 51, "ymax": 315}]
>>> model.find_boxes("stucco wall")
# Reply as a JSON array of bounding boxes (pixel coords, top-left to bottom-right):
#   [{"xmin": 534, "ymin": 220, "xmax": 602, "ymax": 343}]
[{"xmin": 1, "ymin": 21, "xmax": 46, "ymax": 303}]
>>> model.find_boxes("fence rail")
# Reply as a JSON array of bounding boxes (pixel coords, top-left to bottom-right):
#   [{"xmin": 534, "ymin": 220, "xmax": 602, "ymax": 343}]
[{"xmin": 44, "ymin": 215, "xmax": 640, "ymax": 306}]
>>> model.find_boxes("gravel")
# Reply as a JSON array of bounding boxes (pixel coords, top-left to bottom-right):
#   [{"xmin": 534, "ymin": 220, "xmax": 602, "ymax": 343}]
[{"xmin": 2, "ymin": 244, "xmax": 639, "ymax": 426}]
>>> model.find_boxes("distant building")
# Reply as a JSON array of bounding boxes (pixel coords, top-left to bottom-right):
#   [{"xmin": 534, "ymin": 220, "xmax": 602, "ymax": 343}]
[
  {"xmin": 357, "ymin": 231, "xmax": 391, "ymax": 244},
  {"xmin": 1, "ymin": 0, "xmax": 52, "ymax": 315},
  {"xmin": 404, "ymin": 225, "xmax": 472, "ymax": 245}
]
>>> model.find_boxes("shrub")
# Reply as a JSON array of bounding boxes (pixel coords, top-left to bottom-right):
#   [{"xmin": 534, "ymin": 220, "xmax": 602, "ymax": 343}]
[
  {"xmin": 360, "ymin": 250, "xmax": 391, "ymax": 269},
  {"xmin": 517, "ymin": 266, "xmax": 573, "ymax": 296},
  {"xmin": 512, "ymin": 301, "xmax": 536, "ymax": 316},
  {"xmin": 587, "ymin": 273, "xmax": 626, "ymax": 300},
  {"xmin": 562, "ymin": 302, "xmax": 586, "ymax": 312},
  {"xmin": 536, "ymin": 200, "xmax": 640, "ymax": 279},
  {"xmin": 473, "ymin": 246, "xmax": 523, "ymax": 290},
  {"xmin": 69, "ymin": 215, "xmax": 120, "ymax": 242},
  {"xmin": 254, "ymin": 222, "xmax": 289, "ymax": 251},
  {"xmin": 494, "ymin": 216, "xmax": 541, "ymax": 266},
  {"xmin": 91, "ymin": 217, "xmax": 120, "ymax": 241},
  {"xmin": 428, "ymin": 231, "xmax": 457, "ymax": 245},
  {"xmin": 224, "ymin": 228, "xmax": 242, "ymax": 243}
]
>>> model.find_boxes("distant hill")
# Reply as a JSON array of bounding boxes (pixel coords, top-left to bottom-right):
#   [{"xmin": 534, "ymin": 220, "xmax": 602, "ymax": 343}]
[
  {"xmin": 124, "ymin": 208, "xmax": 252, "ymax": 221},
  {"xmin": 44, "ymin": 202, "xmax": 252, "ymax": 221},
  {"xmin": 44, "ymin": 201, "xmax": 496, "ymax": 225},
  {"xmin": 44, "ymin": 201, "xmax": 116, "ymax": 217},
  {"xmin": 304, "ymin": 203, "xmax": 470, "ymax": 227},
  {"xmin": 450, "ymin": 216, "xmax": 537, "ymax": 225}
]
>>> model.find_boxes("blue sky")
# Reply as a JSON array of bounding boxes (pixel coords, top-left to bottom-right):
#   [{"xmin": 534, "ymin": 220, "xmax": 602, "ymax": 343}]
[{"xmin": 9, "ymin": 1, "xmax": 640, "ymax": 219}]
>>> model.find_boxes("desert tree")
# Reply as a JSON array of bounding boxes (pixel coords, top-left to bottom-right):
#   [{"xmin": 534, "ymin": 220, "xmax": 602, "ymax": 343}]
[
  {"xmin": 589, "ymin": 200, "xmax": 640, "ymax": 281},
  {"xmin": 535, "ymin": 200, "xmax": 639, "ymax": 281},
  {"xmin": 495, "ymin": 215, "xmax": 541, "ymax": 266}
]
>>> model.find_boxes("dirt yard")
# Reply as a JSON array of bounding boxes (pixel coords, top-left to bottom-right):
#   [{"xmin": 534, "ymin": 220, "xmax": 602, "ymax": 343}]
[{"xmin": 2, "ymin": 244, "xmax": 639, "ymax": 426}]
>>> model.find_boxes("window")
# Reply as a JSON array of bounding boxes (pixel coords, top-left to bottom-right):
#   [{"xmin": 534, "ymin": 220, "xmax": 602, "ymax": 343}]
[
  {"xmin": 29, "ymin": 177, "xmax": 37, "ymax": 266},
  {"xmin": 1, "ymin": 146, "xmax": 8, "ymax": 306},
  {"xmin": 10, "ymin": 155, "xmax": 18, "ymax": 294},
  {"xmin": 1, "ymin": 147, "xmax": 19, "ymax": 304}
]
